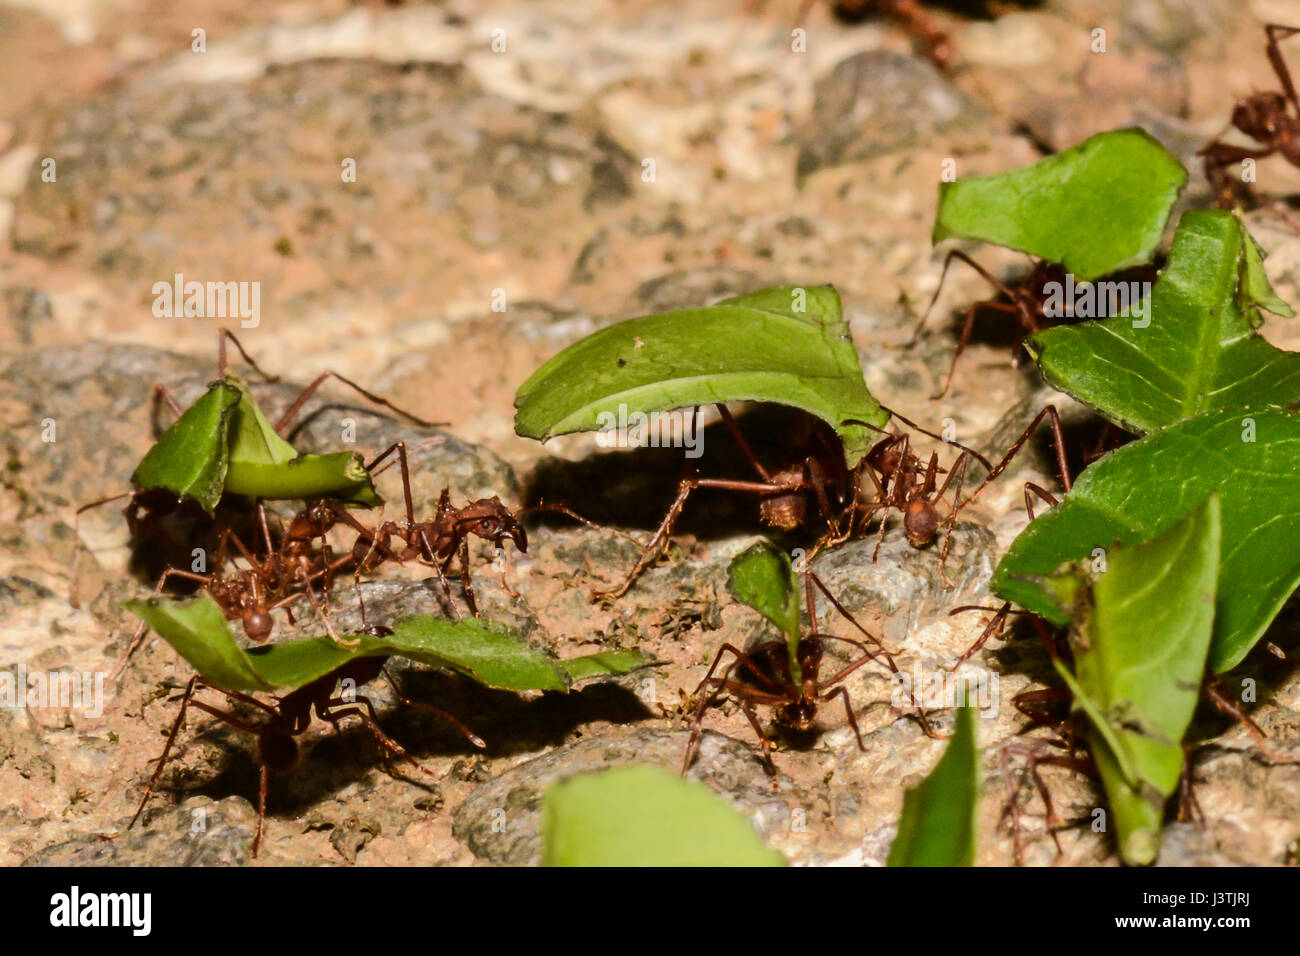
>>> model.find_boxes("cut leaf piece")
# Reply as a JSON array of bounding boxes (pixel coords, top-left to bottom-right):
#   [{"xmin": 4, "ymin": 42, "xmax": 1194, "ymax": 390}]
[
  {"xmin": 123, "ymin": 594, "xmax": 652, "ymax": 693},
  {"xmin": 130, "ymin": 378, "xmax": 380, "ymax": 513},
  {"xmin": 513, "ymin": 285, "xmax": 886, "ymax": 467},
  {"xmin": 933, "ymin": 128, "xmax": 1186, "ymax": 281},
  {"xmin": 1027, "ymin": 210, "xmax": 1300, "ymax": 434},
  {"xmin": 991, "ymin": 406, "xmax": 1300, "ymax": 673},
  {"xmin": 130, "ymin": 382, "xmax": 241, "ymax": 514},
  {"xmin": 540, "ymin": 765, "xmax": 786, "ymax": 866},
  {"xmin": 727, "ymin": 541, "xmax": 802, "ymax": 683},
  {"xmin": 1240, "ymin": 217, "xmax": 1296, "ymax": 318},
  {"xmin": 1043, "ymin": 494, "xmax": 1220, "ymax": 866},
  {"xmin": 886, "ymin": 704, "xmax": 978, "ymax": 867}
]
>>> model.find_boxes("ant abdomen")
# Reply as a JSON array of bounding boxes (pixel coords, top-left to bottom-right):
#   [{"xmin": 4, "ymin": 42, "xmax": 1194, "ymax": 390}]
[
  {"xmin": 243, "ymin": 609, "xmax": 274, "ymax": 642},
  {"xmin": 903, "ymin": 498, "xmax": 940, "ymax": 548}
]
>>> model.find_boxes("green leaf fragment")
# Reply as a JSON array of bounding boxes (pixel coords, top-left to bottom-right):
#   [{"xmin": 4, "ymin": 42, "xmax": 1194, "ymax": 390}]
[
  {"xmin": 887, "ymin": 704, "xmax": 979, "ymax": 867},
  {"xmin": 1027, "ymin": 210, "xmax": 1300, "ymax": 435},
  {"xmin": 991, "ymin": 406, "xmax": 1300, "ymax": 673},
  {"xmin": 123, "ymin": 594, "xmax": 652, "ymax": 694},
  {"xmin": 540, "ymin": 765, "xmax": 787, "ymax": 866},
  {"xmin": 513, "ymin": 284, "xmax": 886, "ymax": 468},
  {"xmin": 1044, "ymin": 493, "xmax": 1221, "ymax": 866},
  {"xmin": 933, "ymin": 128, "xmax": 1186, "ymax": 281},
  {"xmin": 726, "ymin": 541, "xmax": 802, "ymax": 685},
  {"xmin": 130, "ymin": 382, "xmax": 241, "ymax": 513}
]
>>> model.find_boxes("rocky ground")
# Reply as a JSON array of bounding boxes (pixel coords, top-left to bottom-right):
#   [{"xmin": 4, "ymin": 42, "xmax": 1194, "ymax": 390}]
[{"xmin": 2, "ymin": 0, "xmax": 1299, "ymax": 866}]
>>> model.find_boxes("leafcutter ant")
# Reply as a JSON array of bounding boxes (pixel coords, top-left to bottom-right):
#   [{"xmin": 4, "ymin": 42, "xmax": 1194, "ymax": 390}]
[
  {"xmin": 341, "ymin": 442, "xmax": 527, "ymax": 618},
  {"xmin": 1199, "ymin": 24, "xmax": 1300, "ymax": 226},
  {"xmin": 683, "ymin": 571, "xmax": 933, "ymax": 776},
  {"xmin": 128, "ymin": 640, "xmax": 484, "ymax": 856},
  {"xmin": 73, "ymin": 329, "xmax": 434, "ymax": 596}
]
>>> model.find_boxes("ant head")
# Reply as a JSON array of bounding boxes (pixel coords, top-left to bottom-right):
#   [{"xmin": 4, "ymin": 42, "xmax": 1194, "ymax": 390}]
[
  {"xmin": 760, "ymin": 492, "xmax": 806, "ymax": 531},
  {"xmin": 779, "ymin": 699, "xmax": 817, "ymax": 732},
  {"xmin": 465, "ymin": 498, "xmax": 527, "ymax": 552},
  {"xmin": 903, "ymin": 498, "xmax": 939, "ymax": 548},
  {"xmin": 1233, "ymin": 92, "xmax": 1288, "ymax": 140},
  {"xmin": 866, "ymin": 435, "xmax": 903, "ymax": 476},
  {"xmin": 259, "ymin": 730, "xmax": 299, "ymax": 774},
  {"xmin": 243, "ymin": 608, "xmax": 274, "ymax": 642},
  {"xmin": 289, "ymin": 502, "xmax": 335, "ymax": 539}
]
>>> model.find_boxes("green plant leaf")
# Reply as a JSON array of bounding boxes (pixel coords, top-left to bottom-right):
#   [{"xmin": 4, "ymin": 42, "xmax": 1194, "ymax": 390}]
[
  {"xmin": 886, "ymin": 704, "xmax": 978, "ymax": 867},
  {"xmin": 1241, "ymin": 218, "xmax": 1296, "ymax": 318},
  {"xmin": 1043, "ymin": 494, "xmax": 1220, "ymax": 866},
  {"xmin": 130, "ymin": 378, "xmax": 380, "ymax": 512},
  {"xmin": 1026, "ymin": 211, "xmax": 1300, "ymax": 434},
  {"xmin": 124, "ymin": 590, "xmax": 276, "ymax": 693},
  {"xmin": 130, "ymin": 381, "xmax": 241, "ymax": 513},
  {"xmin": 933, "ymin": 129, "xmax": 1186, "ymax": 281},
  {"xmin": 513, "ymin": 285, "xmax": 886, "ymax": 467},
  {"xmin": 123, "ymin": 594, "xmax": 652, "ymax": 693},
  {"xmin": 726, "ymin": 541, "xmax": 802, "ymax": 683},
  {"xmin": 540, "ymin": 765, "xmax": 787, "ymax": 866},
  {"xmin": 991, "ymin": 406, "xmax": 1300, "ymax": 673}
]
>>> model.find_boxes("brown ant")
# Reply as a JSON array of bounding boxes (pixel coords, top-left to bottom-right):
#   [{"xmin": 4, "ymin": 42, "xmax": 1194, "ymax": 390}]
[
  {"xmin": 906, "ymin": 252, "xmax": 1072, "ymax": 399},
  {"xmin": 590, "ymin": 403, "xmax": 990, "ymax": 600},
  {"xmin": 73, "ymin": 329, "xmax": 435, "ymax": 596},
  {"xmin": 114, "ymin": 500, "xmax": 358, "ymax": 677},
  {"xmin": 1199, "ymin": 24, "xmax": 1300, "ymax": 226},
  {"xmin": 128, "ymin": 637, "xmax": 485, "ymax": 856},
  {"xmin": 794, "ymin": 0, "xmax": 955, "ymax": 71},
  {"xmin": 683, "ymin": 571, "xmax": 934, "ymax": 776},
  {"xmin": 342, "ymin": 442, "xmax": 527, "ymax": 618}
]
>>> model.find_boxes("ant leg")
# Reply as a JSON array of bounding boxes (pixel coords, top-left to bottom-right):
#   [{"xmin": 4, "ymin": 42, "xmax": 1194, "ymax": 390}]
[
  {"xmin": 823, "ymin": 685, "xmax": 866, "ymax": 752},
  {"xmin": 954, "ymin": 404, "xmax": 1071, "ymax": 524},
  {"xmin": 1203, "ymin": 674, "xmax": 1272, "ymax": 751},
  {"xmin": 253, "ymin": 763, "xmax": 269, "ymax": 857},
  {"xmin": 364, "ymin": 442, "xmax": 417, "ymax": 526},
  {"xmin": 594, "ymin": 471, "xmax": 698, "ymax": 601},
  {"xmin": 737, "ymin": 696, "xmax": 779, "ymax": 778},
  {"xmin": 381, "ymin": 664, "xmax": 486, "ymax": 749},
  {"xmin": 217, "ymin": 329, "xmax": 279, "ymax": 382},
  {"xmin": 1266, "ymin": 24, "xmax": 1300, "ymax": 113},
  {"xmin": 517, "ymin": 502, "xmax": 645, "ymax": 546},
  {"xmin": 273, "ymin": 373, "xmax": 435, "ymax": 434},
  {"xmin": 682, "ymin": 675, "xmax": 731, "ymax": 774},
  {"xmin": 129, "ymin": 676, "xmax": 202, "ymax": 830},
  {"xmin": 150, "ymin": 383, "xmax": 185, "ymax": 419},
  {"xmin": 952, "ymin": 601, "xmax": 1013, "ymax": 669},
  {"xmin": 1024, "ymin": 482, "xmax": 1058, "ymax": 521},
  {"xmin": 908, "ymin": 249, "xmax": 1014, "ymax": 347},
  {"xmin": 1176, "ymin": 745, "xmax": 1206, "ymax": 825},
  {"xmin": 70, "ymin": 490, "xmax": 134, "ymax": 605},
  {"xmin": 456, "ymin": 537, "xmax": 479, "ymax": 616},
  {"xmin": 713, "ymin": 403, "xmax": 773, "ymax": 482}
]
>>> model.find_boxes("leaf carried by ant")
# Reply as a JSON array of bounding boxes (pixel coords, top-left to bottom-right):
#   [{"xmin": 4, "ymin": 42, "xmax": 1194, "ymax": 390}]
[
  {"xmin": 123, "ymin": 594, "xmax": 654, "ymax": 694},
  {"xmin": 886, "ymin": 704, "xmax": 978, "ymax": 867},
  {"xmin": 1036, "ymin": 494, "xmax": 1220, "ymax": 866},
  {"xmin": 932, "ymin": 128, "xmax": 1186, "ymax": 282},
  {"xmin": 991, "ymin": 407, "xmax": 1300, "ymax": 673},
  {"xmin": 130, "ymin": 379, "xmax": 380, "ymax": 513},
  {"xmin": 130, "ymin": 382, "xmax": 242, "ymax": 514},
  {"xmin": 540, "ymin": 765, "xmax": 786, "ymax": 866},
  {"xmin": 1026, "ymin": 211, "xmax": 1300, "ymax": 435},
  {"xmin": 513, "ymin": 285, "xmax": 886, "ymax": 468},
  {"xmin": 727, "ymin": 541, "xmax": 802, "ymax": 684}
]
